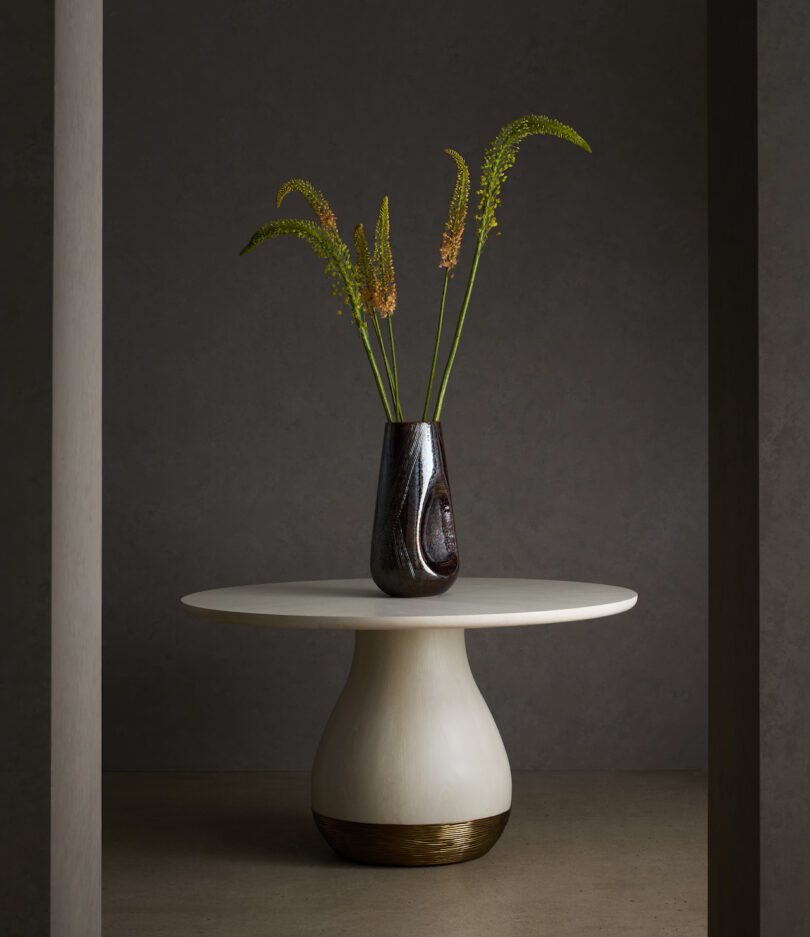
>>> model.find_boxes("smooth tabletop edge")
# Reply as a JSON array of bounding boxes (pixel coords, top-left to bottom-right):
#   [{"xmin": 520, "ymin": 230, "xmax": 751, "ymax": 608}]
[{"xmin": 180, "ymin": 579, "xmax": 638, "ymax": 631}]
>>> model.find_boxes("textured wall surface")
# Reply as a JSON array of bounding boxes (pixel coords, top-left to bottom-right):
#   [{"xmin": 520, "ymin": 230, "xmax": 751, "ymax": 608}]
[
  {"xmin": 103, "ymin": 0, "xmax": 708, "ymax": 770},
  {"xmin": 0, "ymin": 3, "xmax": 54, "ymax": 933},
  {"xmin": 759, "ymin": 1, "xmax": 810, "ymax": 931},
  {"xmin": 51, "ymin": 0, "xmax": 103, "ymax": 934}
]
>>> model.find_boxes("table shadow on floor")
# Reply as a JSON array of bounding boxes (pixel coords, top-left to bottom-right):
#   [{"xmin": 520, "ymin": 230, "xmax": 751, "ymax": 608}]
[{"xmin": 103, "ymin": 775, "xmax": 338, "ymax": 868}]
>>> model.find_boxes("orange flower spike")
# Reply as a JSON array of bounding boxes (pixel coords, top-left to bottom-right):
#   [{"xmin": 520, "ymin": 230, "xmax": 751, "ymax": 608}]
[
  {"xmin": 439, "ymin": 149, "xmax": 470, "ymax": 275},
  {"xmin": 353, "ymin": 223, "xmax": 378, "ymax": 311},
  {"xmin": 275, "ymin": 179, "xmax": 338, "ymax": 233}
]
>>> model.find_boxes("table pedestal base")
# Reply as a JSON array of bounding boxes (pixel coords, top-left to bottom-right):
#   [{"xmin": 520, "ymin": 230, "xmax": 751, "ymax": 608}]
[
  {"xmin": 311, "ymin": 628, "xmax": 512, "ymax": 866},
  {"xmin": 313, "ymin": 810, "xmax": 511, "ymax": 866}
]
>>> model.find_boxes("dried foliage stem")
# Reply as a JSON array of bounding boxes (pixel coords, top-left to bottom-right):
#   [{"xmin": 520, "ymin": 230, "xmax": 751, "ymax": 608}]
[
  {"xmin": 240, "ymin": 216, "xmax": 394, "ymax": 421},
  {"xmin": 239, "ymin": 115, "xmax": 589, "ymax": 426},
  {"xmin": 427, "ymin": 149, "xmax": 470, "ymax": 421},
  {"xmin": 355, "ymin": 220, "xmax": 399, "ymax": 420},
  {"xmin": 432, "ymin": 116, "xmax": 590, "ymax": 420},
  {"xmin": 387, "ymin": 316, "xmax": 403, "ymax": 420},
  {"xmin": 423, "ymin": 270, "xmax": 450, "ymax": 420},
  {"xmin": 370, "ymin": 311, "xmax": 397, "ymax": 412},
  {"xmin": 432, "ymin": 242, "xmax": 484, "ymax": 421},
  {"xmin": 372, "ymin": 198, "xmax": 401, "ymax": 419},
  {"xmin": 357, "ymin": 321, "xmax": 396, "ymax": 421}
]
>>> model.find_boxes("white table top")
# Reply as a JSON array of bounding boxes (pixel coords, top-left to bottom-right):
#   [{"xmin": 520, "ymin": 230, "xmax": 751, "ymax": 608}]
[{"xmin": 181, "ymin": 578, "xmax": 637, "ymax": 631}]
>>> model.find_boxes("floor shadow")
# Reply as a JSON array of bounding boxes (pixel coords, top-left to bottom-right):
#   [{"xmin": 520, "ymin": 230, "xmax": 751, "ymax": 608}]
[
  {"xmin": 196, "ymin": 804, "xmax": 339, "ymax": 867},
  {"xmin": 103, "ymin": 778, "xmax": 339, "ymax": 868}
]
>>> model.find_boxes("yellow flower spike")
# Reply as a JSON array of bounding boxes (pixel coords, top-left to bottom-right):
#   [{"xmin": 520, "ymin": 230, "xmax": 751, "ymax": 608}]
[
  {"xmin": 475, "ymin": 114, "xmax": 591, "ymax": 246},
  {"xmin": 275, "ymin": 179, "xmax": 338, "ymax": 232},
  {"xmin": 373, "ymin": 197, "xmax": 396, "ymax": 318}
]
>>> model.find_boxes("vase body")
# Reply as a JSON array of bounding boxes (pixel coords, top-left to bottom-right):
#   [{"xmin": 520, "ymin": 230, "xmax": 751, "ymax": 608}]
[
  {"xmin": 311, "ymin": 628, "xmax": 512, "ymax": 865},
  {"xmin": 370, "ymin": 422, "xmax": 458, "ymax": 598}
]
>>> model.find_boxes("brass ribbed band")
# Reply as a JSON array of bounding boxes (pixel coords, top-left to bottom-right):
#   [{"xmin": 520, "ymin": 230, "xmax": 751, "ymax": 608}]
[{"xmin": 313, "ymin": 809, "xmax": 510, "ymax": 866}]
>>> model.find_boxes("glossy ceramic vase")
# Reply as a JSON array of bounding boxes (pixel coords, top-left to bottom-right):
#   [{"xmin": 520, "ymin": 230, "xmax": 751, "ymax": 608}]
[{"xmin": 370, "ymin": 422, "xmax": 459, "ymax": 598}]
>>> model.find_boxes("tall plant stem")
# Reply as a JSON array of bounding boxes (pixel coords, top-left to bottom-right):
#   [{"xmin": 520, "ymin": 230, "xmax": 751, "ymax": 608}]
[
  {"xmin": 422, "ymin": 270, "xmax": 450, "ymax": 420},
  {"xmin": 370, "ymin": 312, "xmax": 398, "ymax": 417},
  {"xmin": 356, "ymin": 320, "xmax": 394, "ymax": 421},
  {"xmin": 387, "ymin": 316, "xmax": 403, "ymax": 420},
  {"xmin": 432, "ymin": 240, "xmax": 485, "ymax": 421}
]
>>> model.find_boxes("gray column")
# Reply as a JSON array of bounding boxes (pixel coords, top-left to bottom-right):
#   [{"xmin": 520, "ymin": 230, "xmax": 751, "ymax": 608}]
[
  {"xmin": 51, "ymin": 0, "xmax": 103, "ymax": 933},
  {"xmin": 1, "ymin": 1, "xmax": 103, "ymax": 934}
]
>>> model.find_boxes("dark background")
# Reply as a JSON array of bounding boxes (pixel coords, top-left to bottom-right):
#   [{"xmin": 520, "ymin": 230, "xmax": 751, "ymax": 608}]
[
  {"xmin": 103, "ymin": 0, "xmax": 707, "ymax": 770},
  {"xmin": 758, "ymin": 0, "xmax": 810, "ymax": 925}
]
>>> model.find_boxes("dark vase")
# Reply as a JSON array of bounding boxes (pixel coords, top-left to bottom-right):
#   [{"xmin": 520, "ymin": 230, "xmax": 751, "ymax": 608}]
[{"xmin": 370, "ymin": 422, "xmax": 459, "ymax": 598}]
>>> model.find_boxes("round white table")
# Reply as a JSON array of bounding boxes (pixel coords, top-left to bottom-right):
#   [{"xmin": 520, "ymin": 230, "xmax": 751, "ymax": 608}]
[{"xmin": 181, "ymin": 578, "xmax": 637, "ymax": 866}]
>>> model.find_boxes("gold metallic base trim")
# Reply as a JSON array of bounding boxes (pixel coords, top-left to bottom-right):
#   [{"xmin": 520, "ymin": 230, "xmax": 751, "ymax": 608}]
[{"xmin": 313, "ymin": 809, "xmax": 511, "ymax": 866}]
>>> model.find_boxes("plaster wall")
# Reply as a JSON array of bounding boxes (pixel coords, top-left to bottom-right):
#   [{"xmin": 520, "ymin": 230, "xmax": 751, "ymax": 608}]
[
  {"xmin": 103, "ymin": 0, "xmax": 708, "ymax": 770},
  {"xmin": 759, "ymin": 1, "xmax": 810, "ymax": 930},
  {"xmin": 0, "ymin": 3, "xmax": 54, "ymax": 933}
]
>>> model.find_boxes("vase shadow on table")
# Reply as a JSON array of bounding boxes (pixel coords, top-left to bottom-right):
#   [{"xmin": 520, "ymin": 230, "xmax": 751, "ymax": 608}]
[{"xmin": 281, "ymin": 581, "xmax": 383, "ymax": 600}]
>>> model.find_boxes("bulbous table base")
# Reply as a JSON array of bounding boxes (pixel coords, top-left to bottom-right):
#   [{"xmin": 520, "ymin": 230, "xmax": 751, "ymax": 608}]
[
  {"xmin": 311, "ymin": 628, "xmax": 513, "ymax": 865},
  {"xmin": 313, "ymin": 810, "xmax": 511, "ymax": 866},
  {"xmin": 180, "ymin": 579, "xmax": 638, "ymax": 867}
]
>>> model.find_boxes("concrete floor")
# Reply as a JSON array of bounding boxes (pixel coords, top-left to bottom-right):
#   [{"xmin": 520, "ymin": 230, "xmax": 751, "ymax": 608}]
[{"xmin": 103, "ymin": 771, "xmax": 707, "ymax": 937}]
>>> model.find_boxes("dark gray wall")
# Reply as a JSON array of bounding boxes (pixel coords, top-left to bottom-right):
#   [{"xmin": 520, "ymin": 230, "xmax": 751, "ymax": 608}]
[
  {"xmin": 103, "ymin": 0, "xmax": 708, "ymax": 770},
  {"xmin": 759, "ymin": 0, "xmax": 810, "ymax": 931},
  {"xmin": 1, "ymin": 3, "xmax": 53, "ymax": 933}
]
